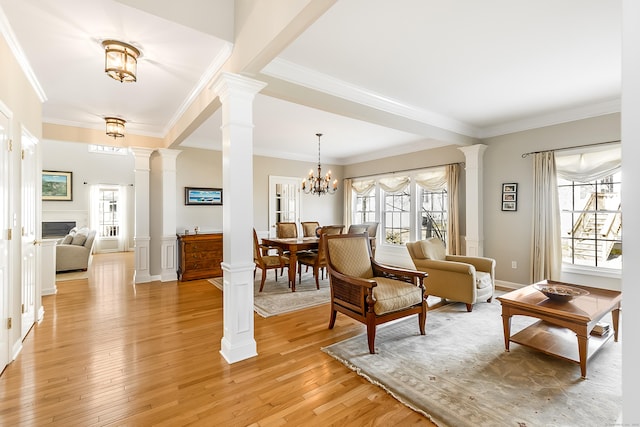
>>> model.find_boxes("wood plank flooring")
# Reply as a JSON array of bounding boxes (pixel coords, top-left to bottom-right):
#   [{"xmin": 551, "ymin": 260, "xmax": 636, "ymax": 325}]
[{"xmin": 0, "ymin": 252, "xmax": 435, "ymax": 426}]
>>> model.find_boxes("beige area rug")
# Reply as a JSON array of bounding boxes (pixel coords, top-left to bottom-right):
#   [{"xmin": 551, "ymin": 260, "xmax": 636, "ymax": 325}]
[
  {"xmin": 55, "ymin": 270, "xmax": 89, "ymax": 282},
  {"xmin": 208, "ymin": 270, "xmax": 330, "ymax": 317},
  {"xmin": 322, "ymin": 297, "xmax": 621, "ymax": 427}
]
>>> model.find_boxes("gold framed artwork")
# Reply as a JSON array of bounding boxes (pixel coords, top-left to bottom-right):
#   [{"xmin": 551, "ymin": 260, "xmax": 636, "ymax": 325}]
[{"xmin": 42, "ymin": 170, "xmax": 73, "ymax": 201}]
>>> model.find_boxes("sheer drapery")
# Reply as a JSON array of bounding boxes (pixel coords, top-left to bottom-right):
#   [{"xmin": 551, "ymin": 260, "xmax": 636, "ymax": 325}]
[
  {"xmin": 414, "ymin": 167, "xmax": 446, "ymax": 190},
  {"xmin": 531, "ymin": 152, "xmax": 562, "ymax": 282},
  {"xmin": 378, "ymin": 176, "xmax": 410, "ymax": 193},
  {"xmin": 447, "ymin": 164, "xmax": 460, "ymax": 255},
  {"xmin": 555, "ymin": 144, "xmax": 621, "ymax": 182},
  {"xmin": 351, "ymin": 178, "xmax": 375, "ymax": 194},
  {"xmin": 343, "ymin": 178, "xmax": 353, "ymax": 230}
]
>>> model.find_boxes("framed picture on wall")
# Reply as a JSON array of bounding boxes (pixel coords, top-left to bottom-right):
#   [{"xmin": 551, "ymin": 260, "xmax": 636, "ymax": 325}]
[
  {"xmin": 185, "ymin": 187, "xmax": 223, "ymax": 205},
  {"xmin": 42, "ymin": 170, "xmax": 73, "ymax": 201},
  {"xmin": 501, "ymin": 183, "xmax": 517, "ymax": 211}
]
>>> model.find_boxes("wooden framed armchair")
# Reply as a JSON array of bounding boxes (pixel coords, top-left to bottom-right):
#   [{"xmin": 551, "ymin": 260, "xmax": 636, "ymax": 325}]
[
  {"xmin": 324, "ymin": 233, "xmax": 428, "ymax": 354},
  {"xmin": 406, "ymin": 237, "xmax": 495, "ymax": 312}
]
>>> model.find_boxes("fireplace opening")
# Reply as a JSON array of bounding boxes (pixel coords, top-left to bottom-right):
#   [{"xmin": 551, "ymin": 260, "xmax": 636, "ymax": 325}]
[{"xmin": 42, "ymin": 221, "xmax": 76, "ymax": 239}]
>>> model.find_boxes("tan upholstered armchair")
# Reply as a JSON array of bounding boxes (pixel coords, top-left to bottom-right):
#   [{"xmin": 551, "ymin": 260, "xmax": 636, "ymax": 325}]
[
  {"xmin": 406, "ymin": 237, "xmax": 495, "ymax": 312},
  {"xmin": 325, "ymin": 233, "xmax": 428, "ymax": 354}
]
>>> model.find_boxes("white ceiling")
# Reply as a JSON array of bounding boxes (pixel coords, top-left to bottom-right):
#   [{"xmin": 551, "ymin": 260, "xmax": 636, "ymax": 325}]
[{"xmin": 0, "ymin": 0, "xmax": 622, "ymax": 165}]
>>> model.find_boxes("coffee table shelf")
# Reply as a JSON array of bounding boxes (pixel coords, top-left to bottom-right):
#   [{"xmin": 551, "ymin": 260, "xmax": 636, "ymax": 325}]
[{"xmin": 510, "ymin": 319, "xmax": 615, "ymax": 364}]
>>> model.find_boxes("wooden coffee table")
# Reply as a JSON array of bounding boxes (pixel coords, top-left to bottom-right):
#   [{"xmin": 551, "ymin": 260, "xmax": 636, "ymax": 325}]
[{"xmin": 497, "ymin": 280, "xmax": 621, "ymax": 378}]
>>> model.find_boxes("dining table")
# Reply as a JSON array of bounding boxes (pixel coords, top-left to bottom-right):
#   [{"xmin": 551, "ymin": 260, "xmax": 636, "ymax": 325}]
[{"xmin": 260, "ymin": 236, "xmax": 319, "ymax": 292}]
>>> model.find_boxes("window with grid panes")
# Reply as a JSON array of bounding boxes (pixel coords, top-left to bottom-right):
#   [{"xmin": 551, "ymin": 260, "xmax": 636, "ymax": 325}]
[
  {"xmin": 354, "ymin": 188, "xmax": 376, "ymax": 224},
  {"xmin": 557, "ymin": 171, "xmax": 621, "ymax": 269},
  {"xmin": 383, "ymin": 188, "xmax": 410, "ymax": 245},
  {"xmin": 99, "ymin": 188, "xmax": 120, "ymax": 237},
  {"xmin": 419, "ymin": 188, "xmax": 448, "ymax": 245}
]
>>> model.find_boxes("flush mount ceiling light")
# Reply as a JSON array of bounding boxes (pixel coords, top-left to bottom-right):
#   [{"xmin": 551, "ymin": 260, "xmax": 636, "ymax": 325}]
[
  {"xmin": 105, "ymin": 117, "xmax": 126, "ymax": 139},
  {"xmin": 101, "ymin": 39, "xmax": 140, "ymax": 83}
]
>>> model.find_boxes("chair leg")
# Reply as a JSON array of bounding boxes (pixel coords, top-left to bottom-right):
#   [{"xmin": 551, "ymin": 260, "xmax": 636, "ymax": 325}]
[
  {"xmin": 418, "ymin": 303, "xmax": 427, "ymax": 335},
  {"xmin": 259, "ymin": 269, "xmax": 267, "ymax": 292},
  {"xmin": 366, "ymin": 313, "xmax": 376, "ymax": 354},
  {"xmin": 328, "ymin": 306, "xmax": 337, "ymax": 329},
  {"xmin": 466, "ymin": 303, "xmax": 473, "ymax": 312},
  {"xmin": 313, "ymin": 267, "xmax": 320, "ymax": 289}
]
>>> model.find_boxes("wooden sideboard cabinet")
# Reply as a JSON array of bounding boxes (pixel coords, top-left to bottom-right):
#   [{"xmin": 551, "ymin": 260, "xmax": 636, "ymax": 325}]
[{"xmin": 177, "ymin": 233, "xmax": 223, "ymax": 281}]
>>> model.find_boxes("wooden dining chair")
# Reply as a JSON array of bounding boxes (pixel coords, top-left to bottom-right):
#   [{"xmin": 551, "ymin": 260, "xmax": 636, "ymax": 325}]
[
  {"xmin": 253, "ymin": 229, "xmax": 289, "ymax": 292},
  {"xmin": 297, "ymin": 225, "xmax": 344, "ymax": 286},
  {"xmin": 276, "ymin": 222, "xmax": 298, "ymax": 238},
  {"xmin": 301, "ymin": 221, "xmax": 320, "ymax": 237}
]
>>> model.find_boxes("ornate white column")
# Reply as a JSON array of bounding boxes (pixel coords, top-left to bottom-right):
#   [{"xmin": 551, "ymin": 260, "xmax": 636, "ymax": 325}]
[
  {"xmin": 458, "ymin": 144, "xmax": 487, "ymax": 257},
  {"xmin": 211, "ymin": 72, "xmax": 266, "ymax": 364},
  {"xmin": 157, "ymin": 149, "xmax": 181, "ymax": 282},
  {"xmin": 130, "ymin": 147, "xmax": 154, "ymax": 283}
]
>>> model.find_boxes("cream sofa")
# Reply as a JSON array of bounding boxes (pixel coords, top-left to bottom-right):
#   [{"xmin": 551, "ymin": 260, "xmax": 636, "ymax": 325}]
[
  {"xmin": 406, "ymin": 237, "xmax": 495, "ymax": 312},
  {"xmin": 56, "ymin": 227, "xmax": 97, "ymax": 272}
]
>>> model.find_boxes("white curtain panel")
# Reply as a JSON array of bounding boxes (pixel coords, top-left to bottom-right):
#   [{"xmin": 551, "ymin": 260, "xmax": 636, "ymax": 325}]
[{"xmin": 531, "ymin": 151, "xmax": 562, "ymax": 283}]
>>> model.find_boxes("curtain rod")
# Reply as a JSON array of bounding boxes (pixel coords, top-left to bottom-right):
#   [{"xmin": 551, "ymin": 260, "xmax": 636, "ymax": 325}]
[
  {"xmin": 83, "ymin": 182, "xmax": 134, "ymax": 186},
  {"xmin": 521, "ymin": 140, "xmax": 621, "ymax": 158},
  {"xmin": 345, "ymin": 161, "xmax": 464, "ymax": 180}
]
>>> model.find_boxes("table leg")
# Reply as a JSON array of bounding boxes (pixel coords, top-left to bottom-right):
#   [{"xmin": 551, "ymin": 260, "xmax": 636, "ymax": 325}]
[
  {"xmin": 501, "ymin": 310, "xmax": 512, "ymax": 351},
  {"xmin": 612, "ymin": 307, "xmax": 621, "ymax": 342},
  {"xmin": 577, "ymin": 333, "xmax": 589, "ymax": 379},
  {"xmin": 289, "ymin": 252, "xmax": 297, "ymax": 292}
]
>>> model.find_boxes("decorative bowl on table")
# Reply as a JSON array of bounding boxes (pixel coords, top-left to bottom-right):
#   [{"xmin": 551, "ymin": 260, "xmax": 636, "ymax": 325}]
[{"xmin": 533, "ymin": 283, "xmax": 589, "ymax": 302}]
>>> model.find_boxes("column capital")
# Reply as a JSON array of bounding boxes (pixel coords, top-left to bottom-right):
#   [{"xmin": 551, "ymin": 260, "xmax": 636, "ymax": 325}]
[
  {"xmin": 156, "ymin": 148, "xmax": 182, "ymax": 171},
  {"xmin": 210, "ymin": 72, "xmax": 267, "ymax": 100}
]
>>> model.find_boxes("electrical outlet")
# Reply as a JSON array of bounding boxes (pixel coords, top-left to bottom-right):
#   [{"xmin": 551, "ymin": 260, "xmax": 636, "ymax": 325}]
[{"xmin": 511, "ymin": 261, "xmax": 517, "ymax": 269}]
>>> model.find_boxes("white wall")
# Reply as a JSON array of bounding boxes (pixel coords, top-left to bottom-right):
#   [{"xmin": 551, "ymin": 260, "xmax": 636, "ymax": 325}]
[
  {"xmin": 176, "ymin": 147, "xmax": 344, "ymax": 237},
  {"xmin": 41, "ymin": 140, "xmax": 135, "ymax": 249}
]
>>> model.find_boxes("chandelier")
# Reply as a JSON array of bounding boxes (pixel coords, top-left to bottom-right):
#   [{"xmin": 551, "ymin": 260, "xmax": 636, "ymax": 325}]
[
  {"xmin": 105, "ymin": 117, "xmax": 126, "ymax": 139},
  {"xmin": 102, "ymin": 40, "xmax": 140, "ymax": 83},
  {"xmin": 302, "ymin": 133, "xmax": 338, "ymax": 196}
]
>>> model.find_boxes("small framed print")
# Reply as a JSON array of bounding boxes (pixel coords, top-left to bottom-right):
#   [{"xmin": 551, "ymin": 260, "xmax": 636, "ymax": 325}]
[
  {"xmin": 502, "ymin": 183, "xmax": 517, "ymax": 193},
  {"xmin": 501, "ymin": 183, "xmax": 517, "ymax": 211},
  {"xmin": 502, "ymin": 192, "xmax": 516, "ymax": 202},
  {"xmin": 185, "ymin": 187, "xmax": 223, "ymax": 205},
  {"xmin": 502, "ymin": 201, "xmax": 517, "ymax": 211}
]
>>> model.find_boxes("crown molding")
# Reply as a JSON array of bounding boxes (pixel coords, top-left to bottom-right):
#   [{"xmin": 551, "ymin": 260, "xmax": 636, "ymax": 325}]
[
  {"xmin": 164, "ymin": 41, "xmax": 233, "ymax": 135},
  {"xmin": 0, "ymin": 8, "xmax": 47, "ymax": 103},
  {"xmin": 262, "ymin": 58, "xmax": 480, "ymax": 138},
  {"xmin": 477, "ymin": 99, "xmax": 621, "ymax": 139}
]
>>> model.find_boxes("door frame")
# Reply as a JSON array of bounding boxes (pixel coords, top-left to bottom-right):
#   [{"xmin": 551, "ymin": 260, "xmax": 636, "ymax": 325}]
[{"xmin": 268, "ymin": 176, "xmax": 300, "ymax": 238}]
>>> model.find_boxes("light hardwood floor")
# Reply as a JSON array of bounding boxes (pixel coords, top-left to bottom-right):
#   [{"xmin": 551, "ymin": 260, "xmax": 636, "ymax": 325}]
[{"xmin": 0, "ymin": 252, "xmax": 435, "ymax": 426}]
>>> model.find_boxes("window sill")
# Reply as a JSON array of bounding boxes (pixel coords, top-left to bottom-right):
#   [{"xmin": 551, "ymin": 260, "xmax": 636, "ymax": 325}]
[{"xmin": 561, "ymin": 263, "xmax": 621, "ymax": 279}]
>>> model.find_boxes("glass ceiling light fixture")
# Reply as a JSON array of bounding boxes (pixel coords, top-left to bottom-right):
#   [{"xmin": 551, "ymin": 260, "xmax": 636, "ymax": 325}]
[
  {"xmin": 302, "ymin": 133, "xmax": 338, "ymax": 196},
  {"xmin": 101, "ymin": 40, "xmax": 140, "ymax": 83},
  {"xmin": 105, "ymin": 117, "xmax": 126, "ymax": 139}
]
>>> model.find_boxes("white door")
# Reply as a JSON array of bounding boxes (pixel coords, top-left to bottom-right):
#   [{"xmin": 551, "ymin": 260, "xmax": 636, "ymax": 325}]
[
  {"xmin": 268, "ymin": 176, "xmax": 300, "ymax": 237},
  {"xmin": 0, "ymin": 108, "xmax": 11, "ymax": 370},
  {"xmin": 20, "ymin": 131, "xmax": 38, "ymax": 340}
]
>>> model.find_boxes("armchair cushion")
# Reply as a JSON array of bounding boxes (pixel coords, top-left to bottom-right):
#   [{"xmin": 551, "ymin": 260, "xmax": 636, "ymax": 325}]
[
  {"xmin": 61, "ymin": 234, "xmax": 74, "ymax": 244},
  {"xmin": 476, "ymin": 271, "xmax": 492, "ymax": 289},
  {"xmin": 373, "ymin": 277, "xmax": 424, "ymax": 315},
  {"xmin": 326, "ymin": 237, "xmax": 373, "ymax": 279},
  {"xmin": 420, "ymin": 238, "xmax": 446, "ymax": 261}
]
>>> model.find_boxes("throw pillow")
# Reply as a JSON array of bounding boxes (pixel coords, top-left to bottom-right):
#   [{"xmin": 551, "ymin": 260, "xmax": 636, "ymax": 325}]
[
  {"xmin": 61, "ymin": 234, "xmax": 74, "ymax": 244},
  {"xmin": 71, "ymin": 232, "xmax": 88, "ymax": 246}
]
